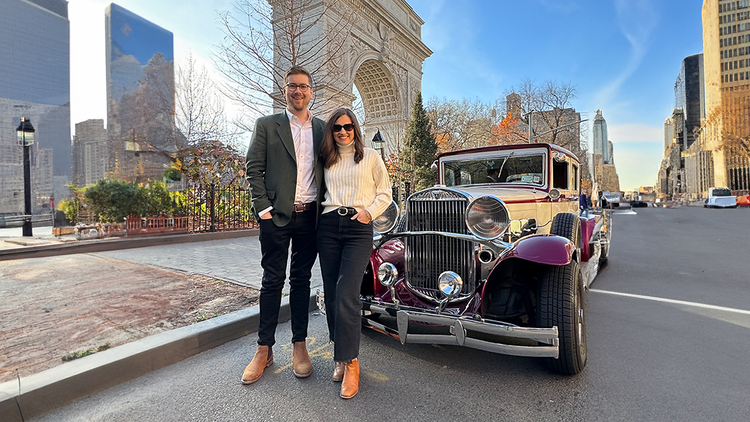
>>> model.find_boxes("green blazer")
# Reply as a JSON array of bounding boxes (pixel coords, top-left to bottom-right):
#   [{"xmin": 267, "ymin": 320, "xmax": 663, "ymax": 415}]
[{"xmin": 245, "ymin": 111, "xmax": 325, "ymax": 227}]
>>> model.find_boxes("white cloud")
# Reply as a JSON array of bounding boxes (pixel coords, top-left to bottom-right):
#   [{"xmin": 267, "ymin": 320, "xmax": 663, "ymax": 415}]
[{"xmin": 592, "ymin": 0, "xmax": 658, "ymax": 110}]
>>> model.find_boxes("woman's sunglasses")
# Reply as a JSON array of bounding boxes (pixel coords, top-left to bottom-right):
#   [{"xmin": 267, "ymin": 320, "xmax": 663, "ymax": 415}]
[{"xmin": 333, "ymin": 124, "xmax": 354, "ymax": 133}]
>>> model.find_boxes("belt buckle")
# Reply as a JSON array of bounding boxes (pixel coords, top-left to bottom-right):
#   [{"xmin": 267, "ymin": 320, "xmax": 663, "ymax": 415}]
[{"xmin": 337, "ymin": 207, "xmax": 348, "ymax": 216}]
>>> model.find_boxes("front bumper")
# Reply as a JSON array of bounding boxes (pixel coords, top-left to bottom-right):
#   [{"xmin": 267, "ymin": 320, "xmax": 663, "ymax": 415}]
[{"xmin": 362, "ymin": 302, "xmax": 560, "ymax": 358}]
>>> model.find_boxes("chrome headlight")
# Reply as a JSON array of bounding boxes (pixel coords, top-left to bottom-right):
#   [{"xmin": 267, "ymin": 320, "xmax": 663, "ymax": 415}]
[
  {"xmin": 377, "ymin": 262, "xmax": 398, "ymax": 287},
  {"xmin": 465, "ymin": 196, "xmax": 509, "ymax": 240},
  {"xmin": 438, "ymin": 271, "xmax": 463, "ymax": 298},
  {"xmin": 372, "ymin": 201, "xmax": 399, "ymax": 234}
]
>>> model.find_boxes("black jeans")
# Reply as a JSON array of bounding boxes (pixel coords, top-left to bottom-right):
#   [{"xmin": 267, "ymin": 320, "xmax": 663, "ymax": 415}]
[
  {"xmin": 317, "ymin": 212, "xmax": 373, "ymax": 362},
  {"xmin": 256, "ymin": 209, "xmax": 317, "ymax": 347}
]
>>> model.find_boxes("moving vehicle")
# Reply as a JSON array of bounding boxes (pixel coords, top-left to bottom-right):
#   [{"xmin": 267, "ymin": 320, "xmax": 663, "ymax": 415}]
[
  {"xmin": 355, "ymin": 143, "xmax": 611, "ymax": 375},
  {"xmin": 704, "ymin": 187, "xmax": 737, "ymax": 208}
]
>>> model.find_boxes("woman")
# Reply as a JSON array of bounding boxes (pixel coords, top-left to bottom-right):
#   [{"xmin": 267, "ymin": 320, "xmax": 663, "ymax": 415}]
[{"xmin": 317, "ymin": 108, "xmax": 392, "ymax": 399}]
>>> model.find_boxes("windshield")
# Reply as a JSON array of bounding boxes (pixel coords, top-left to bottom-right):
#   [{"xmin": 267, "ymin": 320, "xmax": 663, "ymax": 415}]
[
  {"xmin": 442, "ymin": 153, "xmax": 545, "ymax": 187},
  {"xmin": 711, "ymin": 188, "xmax": 732, "ymax": 197}
]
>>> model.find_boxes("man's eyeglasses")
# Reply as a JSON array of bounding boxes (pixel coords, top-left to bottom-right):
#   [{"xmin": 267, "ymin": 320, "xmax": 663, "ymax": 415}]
[
  {"xmin": 286, "ymin": 83, "xmax": 311, "ymax": 92},
  {"xmin": 333, "ymin": 124, "xmax": 354, "ymax": 133}
]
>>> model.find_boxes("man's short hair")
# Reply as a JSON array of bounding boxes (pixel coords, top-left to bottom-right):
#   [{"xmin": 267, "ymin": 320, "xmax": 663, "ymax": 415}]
[{"xmin": 284, "ymin": 65, "xmax": 313, "ymax": 86}]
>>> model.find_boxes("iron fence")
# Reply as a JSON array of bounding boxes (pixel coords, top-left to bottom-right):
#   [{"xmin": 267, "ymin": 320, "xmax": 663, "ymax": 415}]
[{"xmin": 186, "ymin": 183, "xmax": 258, "ymax": 233}]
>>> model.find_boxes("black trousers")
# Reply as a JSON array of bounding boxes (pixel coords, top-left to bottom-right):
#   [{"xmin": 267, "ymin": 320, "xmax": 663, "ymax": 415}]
[
  {"xmin": 256, "ymin": 209, "xmax": 317, "ymax": 346},
  {"xmin": 317, "ymin": 212, "xmax": 373, "ymax": 362}
]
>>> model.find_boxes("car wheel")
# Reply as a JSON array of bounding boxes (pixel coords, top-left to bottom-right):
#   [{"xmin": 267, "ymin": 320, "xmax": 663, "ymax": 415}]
[
  {"xmin": 537, "ymin": 260, "xmax": 587, "ymax": 375},
  {"xmin": 550, "ymin": 212, "xmax": 581, "ymax": 248}
]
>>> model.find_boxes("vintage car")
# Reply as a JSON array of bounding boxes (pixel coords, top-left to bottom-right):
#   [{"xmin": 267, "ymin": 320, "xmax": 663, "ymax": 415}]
[
  {"xmin": 360, "ymin": 143, "xmax": 611, "ymax": 375},
  {"xmin": 704, "ymin": 187, "xmax": 737, "ymax": 208}
]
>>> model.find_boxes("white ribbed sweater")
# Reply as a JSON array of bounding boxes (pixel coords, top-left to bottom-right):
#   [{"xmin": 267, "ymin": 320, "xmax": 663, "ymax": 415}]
[{"xmin": 321, "ymin": 144, "xmax": 392, "ymax": 218}]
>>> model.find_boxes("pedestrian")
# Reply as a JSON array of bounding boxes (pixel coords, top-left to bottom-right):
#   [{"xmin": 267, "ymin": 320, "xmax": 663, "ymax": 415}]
[
  {"xmin": 242, "ymin": 66, "xmax": 325, "ymax": 385},
  {"xmin": 580, "ymin": 189, "xmax": 589, "ymax": 218},
  {"xmin": 317, "ymin": 107, "xmax": 392, "ymax": 399}
]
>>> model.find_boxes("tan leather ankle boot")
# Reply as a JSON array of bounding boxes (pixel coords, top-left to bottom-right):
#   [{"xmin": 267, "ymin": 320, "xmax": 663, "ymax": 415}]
[
  {"xmin": 332, "ymin": 362, "xmax": 345, "ymax": 382},
  {"xmin": 241, "ymin": 345, "xmax": 273, "ymax": 385},
  {"xmin": 292, "ymin": 341, "xmax": 312, "ymax": 378},
  {"xmin": 340, "ymin": 358, "xmax": 359, "ymax": 399}
]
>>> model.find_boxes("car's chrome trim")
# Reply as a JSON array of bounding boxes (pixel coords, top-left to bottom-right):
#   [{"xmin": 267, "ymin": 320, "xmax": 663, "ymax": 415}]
[
  {"xmin": 376, "ymin": 231, "xmax": 512, "ymax": 255},
  {"xmin": 363, "ymin": 303, "xmax": 559, "ymax": 358}
]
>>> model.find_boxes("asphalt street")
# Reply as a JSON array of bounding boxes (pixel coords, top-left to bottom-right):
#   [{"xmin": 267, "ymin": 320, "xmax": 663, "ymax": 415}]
[{"xmin": 25, "ymin": 206, "xmax": 750, "ymax": 421}]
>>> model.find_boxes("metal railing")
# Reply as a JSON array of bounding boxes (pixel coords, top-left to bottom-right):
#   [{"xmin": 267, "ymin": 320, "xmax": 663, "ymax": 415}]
[{"xmin": 185, "ymin": 183, "xmax": 258, "ymax": 233}]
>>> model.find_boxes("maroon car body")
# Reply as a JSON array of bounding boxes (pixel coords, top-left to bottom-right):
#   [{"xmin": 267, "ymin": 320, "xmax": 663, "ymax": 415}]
[{"xmin": 358, "ymin": 143, "xmax": 611, "ymax": 375}]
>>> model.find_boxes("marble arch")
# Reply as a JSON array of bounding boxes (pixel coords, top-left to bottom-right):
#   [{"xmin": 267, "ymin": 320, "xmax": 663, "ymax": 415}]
[{"xmin": 272, "ymin": 0, "xmax": 432, "ymax": 158}]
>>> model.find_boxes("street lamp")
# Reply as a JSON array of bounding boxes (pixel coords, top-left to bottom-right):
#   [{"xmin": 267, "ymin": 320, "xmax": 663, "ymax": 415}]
[
  {"xmin": 17, "ymin": 117, "xmax": 35, "ymax": 237},
  {"xmin": 371, "ymin": 129, "xmax": 385, "ymax": 161}
]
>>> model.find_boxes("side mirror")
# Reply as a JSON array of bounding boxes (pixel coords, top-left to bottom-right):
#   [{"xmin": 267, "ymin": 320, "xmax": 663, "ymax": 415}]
[{"xmin": 430, "ymin": 160, "xmax": 438, "ymax": 171}]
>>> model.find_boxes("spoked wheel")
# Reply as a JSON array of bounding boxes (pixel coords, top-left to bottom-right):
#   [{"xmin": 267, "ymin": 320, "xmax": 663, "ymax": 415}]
[{"xmin": 537, "ymin": 260, "xmax": 587, "ymax": 375}]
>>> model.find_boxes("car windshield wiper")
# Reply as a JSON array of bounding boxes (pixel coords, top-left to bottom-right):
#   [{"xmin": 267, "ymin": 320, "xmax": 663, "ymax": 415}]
[{"xmin": 497, "ymin": 151, "xmax": 514, "ymax": 181}]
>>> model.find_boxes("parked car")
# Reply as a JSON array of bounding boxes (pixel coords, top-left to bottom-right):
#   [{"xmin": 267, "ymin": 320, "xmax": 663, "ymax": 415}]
[
  {"xmin": 630, "ymin": 195, "xmax": 648, "ymax": 208},
  {"xmin": 704, "ymin": 187, "xmax": 737, "ymax": 208},
  {"xmin": 737, "ymin": 195, "xmax": 750, "ymax": 207},
  {"xmin": 356, "ymin": 143, "xmax": 611, "ymax": 375}
]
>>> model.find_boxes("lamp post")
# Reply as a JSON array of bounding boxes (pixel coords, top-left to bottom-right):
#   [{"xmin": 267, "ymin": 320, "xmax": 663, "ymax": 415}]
[
  {"xmin": 371, "ymin": 129, "xmax": 385, "ymax": 161},
  {"xmin": 16, "ymin": 117, "xmax": 35, "ymax": 237}
]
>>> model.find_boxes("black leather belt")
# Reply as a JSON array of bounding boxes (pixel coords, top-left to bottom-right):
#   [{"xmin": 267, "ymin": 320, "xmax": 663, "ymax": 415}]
[
  {"xmin": 337, "ymin": 207, "xmax": 358, "ymax": 216},
  {"xmin": 293, "ymin": 202, "xmax": 315, "ymax": 213}
]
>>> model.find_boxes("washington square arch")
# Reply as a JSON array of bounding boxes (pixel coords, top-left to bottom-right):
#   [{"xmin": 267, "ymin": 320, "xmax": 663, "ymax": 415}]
[{"xmin": 270, "ymin": 0, "xmax": 432, "ymax": 159}]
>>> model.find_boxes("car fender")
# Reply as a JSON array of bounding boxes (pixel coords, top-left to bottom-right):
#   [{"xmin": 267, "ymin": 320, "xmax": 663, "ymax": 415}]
[
  {"xmin": 579, "ymin": 216, "xmax": 597, "ymax": 262},
  {"xmin": 368, "ymin": 238, "xmax": 405, "ymax": 296},
  {"xmin": 493, "ymin": 234, "xmax": 575, "ymax": 268}
]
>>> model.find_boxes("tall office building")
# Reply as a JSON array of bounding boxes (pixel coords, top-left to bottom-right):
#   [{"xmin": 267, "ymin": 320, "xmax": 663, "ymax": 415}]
[
  {"xmin": 699, "ymin": 0, "xmax": 750, "ymax": 192},
  {"xmin": 72, "ymin": 119, "xmax": 108, "ymax": 186},
  {"xmin": 674, "ymin": 54, "xmax": 706, "ymax": 150},
  {"xmin": 105, "ymin": 3, "xmax": 176, "ymax": 183},
  {"xmin": 0, "ymin": 0, "xmax": 71, "ymax": 214},
  {"xmin": 592, "ymin": 110, "xmax": 611, "ymax": 164}
]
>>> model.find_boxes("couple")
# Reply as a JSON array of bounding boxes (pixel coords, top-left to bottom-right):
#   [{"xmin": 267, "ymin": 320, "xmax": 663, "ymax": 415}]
[{"xmin": 241, "ymin": 66, "xmax": 392, "ymax": 400}]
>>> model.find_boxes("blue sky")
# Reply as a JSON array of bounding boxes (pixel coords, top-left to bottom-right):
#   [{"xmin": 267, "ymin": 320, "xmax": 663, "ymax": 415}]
[{"xmin": 69, "ymin": 0, "xmax": 705, "ymax": 191}]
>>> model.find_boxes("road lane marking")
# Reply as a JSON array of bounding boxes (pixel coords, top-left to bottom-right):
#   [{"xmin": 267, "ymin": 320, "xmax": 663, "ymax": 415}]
[{"xmin": 589, "ymin": 289, "xmax": 750, "ymax": 316}]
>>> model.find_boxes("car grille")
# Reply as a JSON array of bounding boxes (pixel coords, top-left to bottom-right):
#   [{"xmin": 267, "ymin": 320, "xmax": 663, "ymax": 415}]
[{"xmin": 405, "ymin": 189, "xmax": 475, "ymax": 299}]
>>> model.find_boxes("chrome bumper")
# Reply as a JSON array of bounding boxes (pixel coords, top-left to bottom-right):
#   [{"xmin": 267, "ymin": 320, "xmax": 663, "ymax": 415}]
[{"xmin": 363, "ymin": 303, "xmax": 559, "ymax": 358}]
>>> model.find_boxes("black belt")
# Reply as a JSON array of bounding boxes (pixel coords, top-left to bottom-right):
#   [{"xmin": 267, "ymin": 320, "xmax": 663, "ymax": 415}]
[
  {"xmin": 293, "ymin": 202, "xmax": 315, "ymax": 213},
  {"xmin": 337, "ymin": 207, "xmax": 358, "ymax": 216}
]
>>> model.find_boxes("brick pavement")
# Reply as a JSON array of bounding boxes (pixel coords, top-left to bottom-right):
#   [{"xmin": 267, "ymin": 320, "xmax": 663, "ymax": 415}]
[{"xmin": 94, "ymin": 236, "xmax": 324, "ymax": 293}]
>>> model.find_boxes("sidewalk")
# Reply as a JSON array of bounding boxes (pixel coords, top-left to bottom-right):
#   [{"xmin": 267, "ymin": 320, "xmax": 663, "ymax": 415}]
[{"xmin": 0, "ymin": 230, "xmax": 323, "ymax": 421}]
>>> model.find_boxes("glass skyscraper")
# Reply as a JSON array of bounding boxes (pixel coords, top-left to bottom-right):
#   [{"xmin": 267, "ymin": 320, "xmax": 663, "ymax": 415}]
[
  {"xmin": 105, "ymin": 3, "xmax": 175, "ymax": 183},
  {"xmin": 0, "ymin": 0, "xmax": 71, "ymax": 215}
]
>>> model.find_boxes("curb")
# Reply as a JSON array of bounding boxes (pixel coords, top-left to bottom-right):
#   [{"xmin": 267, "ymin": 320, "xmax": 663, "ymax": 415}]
[
  {"xmin": 0, "ymin": 229, "xmax": 258, "ymax": 261},
  {"xmin": 0, "ymin": 293, "xmax": 319, "ymax": 421}
]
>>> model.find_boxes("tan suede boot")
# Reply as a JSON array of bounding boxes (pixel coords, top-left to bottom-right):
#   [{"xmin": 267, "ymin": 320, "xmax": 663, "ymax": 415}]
[
  {"xmin": 340, "ymin": 358, "xmax": 359, "ymax": 399},
  {"xmin": 332, "ymin": 362, "xmax": 345, "ymax": 382},
  {"xmin": 292, "ymin": 341, "xmax": 312, "ymax": 378},
  {"xmin": 241, "ymin": 345, "xmax": 273, "ymax": 385}
]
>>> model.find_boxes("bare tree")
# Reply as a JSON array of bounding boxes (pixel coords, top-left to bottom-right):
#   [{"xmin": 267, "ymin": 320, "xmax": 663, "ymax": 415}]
[
  {"xmin": 215, "ymin": 0, "xmax": 353, "ymax": 118},
  {"xmin": 502, "ymin": 79, "xmax": 578, "ymax": 146},
  {"xmin": 176, "ymin": 53, "xmax": 238, "ymax": 148},
  {"xmin": 426, "ymin": 97, "xmax": 500, "ymax": 152},
  {"xmin": 502, "ymin": 79, "xmax": 591, "ymax": 183}
]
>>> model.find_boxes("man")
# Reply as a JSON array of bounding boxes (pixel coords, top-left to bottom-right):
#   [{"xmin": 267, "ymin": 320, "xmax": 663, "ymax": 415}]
[
  {"xmin": 486, "ymin": 162, "xmax": 500, "ymax": 183},
  {"xmin": 242, "ymin": 66, "xmax": 325, "ymax": 385},
  {"xmin": 579, "ymin": 189, "xmax": 589, "ymax": 218}
]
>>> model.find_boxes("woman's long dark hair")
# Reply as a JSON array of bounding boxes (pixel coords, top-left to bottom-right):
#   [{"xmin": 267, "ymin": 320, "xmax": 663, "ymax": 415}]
[{"xmin": 321, "ymin": 108, "xmax": 364, "ymax": 169}]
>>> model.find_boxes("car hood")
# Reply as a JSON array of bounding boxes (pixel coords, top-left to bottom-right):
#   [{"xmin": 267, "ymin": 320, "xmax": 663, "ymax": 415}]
[{"xmin": 450, "ymin": 185, "xmax": 547, "ymax": 219}]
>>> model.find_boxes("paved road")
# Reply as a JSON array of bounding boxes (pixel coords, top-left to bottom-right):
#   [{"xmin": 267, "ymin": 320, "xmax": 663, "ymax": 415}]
[{"xmin": 30, "ymin": 206, "xmax": 750, "ymax": 421}]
